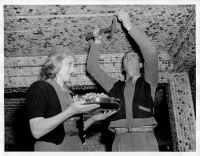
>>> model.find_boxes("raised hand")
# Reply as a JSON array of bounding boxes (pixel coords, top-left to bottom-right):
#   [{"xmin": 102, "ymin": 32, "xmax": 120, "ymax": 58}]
[
  {"xmin": 117, "ymin": 10, "xmax": 133, "ymax": 31},
  {"xmin": 93, "ymin": 25, "xmax": 103, "ymax": 44}
]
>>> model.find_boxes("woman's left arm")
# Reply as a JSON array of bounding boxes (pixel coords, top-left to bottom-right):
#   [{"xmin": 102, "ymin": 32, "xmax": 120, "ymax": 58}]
[{"xmin": 83, "ymin": 110, "xmax": 116, "ymax": 131}]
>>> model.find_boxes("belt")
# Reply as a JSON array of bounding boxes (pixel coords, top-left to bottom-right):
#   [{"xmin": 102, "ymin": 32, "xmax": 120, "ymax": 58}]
[
  {"xmin": 115, "ymin": 126, "xmax": 153, "ymax": 134},
  {"xmin": 65, "ymin": 131, "xmax": 79, "ymax": 136}
]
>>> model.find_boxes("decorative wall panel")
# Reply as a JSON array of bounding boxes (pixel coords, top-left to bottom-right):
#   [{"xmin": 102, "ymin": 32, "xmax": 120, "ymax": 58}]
[{"xmin": 166, "ymin": 72, "xmax": 195, "ymax": 151}]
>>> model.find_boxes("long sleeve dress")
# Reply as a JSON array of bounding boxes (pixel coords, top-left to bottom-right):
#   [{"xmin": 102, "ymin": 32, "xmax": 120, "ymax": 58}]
[{"xmin": 26, "ymin": 79, "xmax": 84, "ymax": 151}]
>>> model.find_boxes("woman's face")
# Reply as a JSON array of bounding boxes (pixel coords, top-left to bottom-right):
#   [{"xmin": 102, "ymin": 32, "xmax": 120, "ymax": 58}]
[{"xmin": 57, "ymin": 56, "xmax": 75, "ymax": 83}]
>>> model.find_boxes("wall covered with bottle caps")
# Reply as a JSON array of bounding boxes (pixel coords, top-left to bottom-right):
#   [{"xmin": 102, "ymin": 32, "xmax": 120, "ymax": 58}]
[{"xmin": 4, "ymin": 5, "xmax": 196, "ymax": 151}]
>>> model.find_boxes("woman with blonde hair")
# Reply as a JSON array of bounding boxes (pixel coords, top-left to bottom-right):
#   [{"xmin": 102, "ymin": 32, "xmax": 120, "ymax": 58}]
[{"xmin": 26, "ymin": 45, "xmax": 116, "ymax": 151}]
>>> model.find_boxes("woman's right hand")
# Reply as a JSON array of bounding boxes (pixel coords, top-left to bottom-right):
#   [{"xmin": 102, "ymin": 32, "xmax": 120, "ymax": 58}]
[{"xmin": 68, "ymin": 100, "xmax": 100, "ymax": 115}]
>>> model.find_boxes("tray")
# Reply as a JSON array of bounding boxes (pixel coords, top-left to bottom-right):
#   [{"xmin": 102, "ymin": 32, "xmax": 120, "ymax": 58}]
[{"xmin": 85, "ymin": 97, "xmax": 121, "ymax": 112}]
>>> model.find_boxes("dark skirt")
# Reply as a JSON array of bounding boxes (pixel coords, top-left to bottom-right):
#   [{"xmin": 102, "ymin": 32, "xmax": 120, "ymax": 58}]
[{"xmin": 34, "ymin": 135, "xmax": 84, "ymax": 151}]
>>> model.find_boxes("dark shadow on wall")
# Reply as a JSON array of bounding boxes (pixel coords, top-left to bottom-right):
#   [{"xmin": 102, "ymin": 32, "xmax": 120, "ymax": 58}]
[
  {"xmin": 99, "ymin": 117, "xmax": 115, "ymax": 151},
  {"xmin": 188, "ymin": 65, "xmax": 196, "ymax": 117},
  {"xmin": 11, "ymin": 104, "xmax": 35, "ymax": 151},
  {"xmin": 154, "ymin": 84, "xmax": 174, "ymax": 151},
  {"xmin": 5, "ymin": 92, "xmax": 35, "ymax": 151}
]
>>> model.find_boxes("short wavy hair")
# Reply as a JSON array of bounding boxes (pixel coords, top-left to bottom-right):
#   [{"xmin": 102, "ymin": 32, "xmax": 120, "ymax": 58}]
[{"xmin": 40, "ymin": 45, "xmax": 77, "ymax": 80}]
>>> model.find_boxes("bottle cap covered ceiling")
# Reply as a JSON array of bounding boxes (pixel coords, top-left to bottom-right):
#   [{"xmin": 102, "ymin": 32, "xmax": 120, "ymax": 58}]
[{"xmin": 4, "ymin": 5, "xmax": 196, "ymax": 89}]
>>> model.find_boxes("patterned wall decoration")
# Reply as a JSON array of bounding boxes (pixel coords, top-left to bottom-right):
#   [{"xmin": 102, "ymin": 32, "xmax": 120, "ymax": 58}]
[
  {"xmin": 166, "ymin": 72, "xmax": 195, "ymax": 151},
  {"xmin": 4, "ymin": 5, "xmax": 196, "ymax": 151},
  {"xmin": 170, "ymin": 9, "xmax": 195, "ymax": 72}
]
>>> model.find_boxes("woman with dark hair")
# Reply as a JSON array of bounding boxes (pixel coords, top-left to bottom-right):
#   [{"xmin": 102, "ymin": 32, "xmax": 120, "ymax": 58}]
[{"xmin": 26, "ymin": 45, "xmax": 116, "ymax": 151}]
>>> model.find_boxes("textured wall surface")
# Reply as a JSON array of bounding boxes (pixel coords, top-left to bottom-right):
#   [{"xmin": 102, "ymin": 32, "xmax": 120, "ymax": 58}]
[
  {"xmin": 4, "ymin": 5, "xmax": 196, "ymax": 89},
  {"xmin": 4, "ymin": 5, "xmax": 196, "ymax": 151}
]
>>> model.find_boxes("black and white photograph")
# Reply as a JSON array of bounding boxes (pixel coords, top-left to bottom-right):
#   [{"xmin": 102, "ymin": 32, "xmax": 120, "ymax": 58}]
[{"xmin": 1, "ymin": 0, "xmax": 198, "ymax": 154}]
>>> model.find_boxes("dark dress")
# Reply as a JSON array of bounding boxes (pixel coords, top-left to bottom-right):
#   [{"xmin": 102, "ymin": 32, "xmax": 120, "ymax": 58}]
[{"xmin": 27, "ymin": 79, "xmax": 83, "ymax": 151}]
